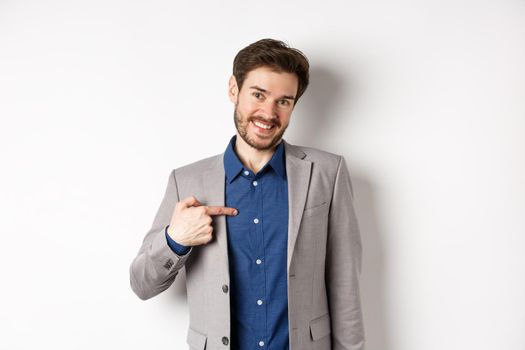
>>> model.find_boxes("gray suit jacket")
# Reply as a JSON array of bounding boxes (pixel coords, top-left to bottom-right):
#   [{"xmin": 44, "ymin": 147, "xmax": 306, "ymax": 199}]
[{"xmin": 130, "ymin": 140, "xmax": 365, "ymax": 350}]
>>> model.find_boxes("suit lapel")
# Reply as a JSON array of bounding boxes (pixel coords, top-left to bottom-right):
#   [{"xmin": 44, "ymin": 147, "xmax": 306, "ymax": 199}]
[
  {"xmin": 202, "ymin": 155, "xmax": 229, "ymax": 262},
  {"xmin": 283, "ymin": 140, "xmax": 312, "ymax": 273}
]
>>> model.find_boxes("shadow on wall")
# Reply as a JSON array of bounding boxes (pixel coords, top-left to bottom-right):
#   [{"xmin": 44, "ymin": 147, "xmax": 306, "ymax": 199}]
[
  {"xmin": 165, "ymin": 65, "xmax": 391, "ymax": 350},
  {"xmin": 292, "ymin": 65, "xmax": 345, "ymax": 147},
  {"xmin": 352, "ymin": 175, "xmax": 390, "ymax": 350}
]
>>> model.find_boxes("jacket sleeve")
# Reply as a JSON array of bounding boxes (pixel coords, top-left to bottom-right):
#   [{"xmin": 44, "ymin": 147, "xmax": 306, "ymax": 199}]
[
  {"xmin": 326, "ymin": 156, "xmax": 365, "ymax": 350},
  {"xmin": 129, "ymin": 169, "xmax": 193, "ymax": 300}
]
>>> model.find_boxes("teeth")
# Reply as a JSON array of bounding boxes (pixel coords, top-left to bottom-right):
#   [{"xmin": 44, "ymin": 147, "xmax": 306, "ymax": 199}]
[{"xmin": 254, "ymin": 121, "xmax": 272, "ymax": 129}]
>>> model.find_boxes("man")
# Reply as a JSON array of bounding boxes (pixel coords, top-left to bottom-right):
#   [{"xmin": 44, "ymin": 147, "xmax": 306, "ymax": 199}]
[{"xmin": 130, "ymin": 38, "xmax": 365, "ymax": 350}]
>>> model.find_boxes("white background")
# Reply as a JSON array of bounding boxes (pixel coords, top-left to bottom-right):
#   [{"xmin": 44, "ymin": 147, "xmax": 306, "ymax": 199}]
[{"xmin": 1, "ymin": 1, "xmax": 524, "ymax": 349}]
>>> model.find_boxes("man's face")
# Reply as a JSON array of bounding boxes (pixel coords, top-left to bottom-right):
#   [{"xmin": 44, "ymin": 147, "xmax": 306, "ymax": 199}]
[{"xmin": 229, "ymin": 66, "xmax": 299, "ymax": 151}]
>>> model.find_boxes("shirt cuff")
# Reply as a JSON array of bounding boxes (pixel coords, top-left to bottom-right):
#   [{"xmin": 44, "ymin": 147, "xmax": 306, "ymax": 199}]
[{"xmin": 165, "ymin": 225, "xmax": 191, "ymax": 256}]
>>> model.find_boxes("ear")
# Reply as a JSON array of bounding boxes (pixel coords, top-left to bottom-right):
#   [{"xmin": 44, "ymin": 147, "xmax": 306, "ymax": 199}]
[{"xmin": 228, "ymin": 75, "xmax": 239, "ymax": 104}]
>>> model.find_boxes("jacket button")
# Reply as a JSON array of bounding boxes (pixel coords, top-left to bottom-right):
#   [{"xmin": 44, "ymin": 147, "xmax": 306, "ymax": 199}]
[
  {"xmin": 222, "ymin": 284, "xmax": 229, "ymax": 293},
  {"xmin": 222, "ymin": 336, "xmax": 229, "ymax": 345}
]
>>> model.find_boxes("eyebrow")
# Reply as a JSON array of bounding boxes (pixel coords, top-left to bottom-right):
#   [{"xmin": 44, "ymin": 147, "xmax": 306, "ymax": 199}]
[{"xmin": 249, "ymin": 85, "xmax": 296, "ymax": 101}]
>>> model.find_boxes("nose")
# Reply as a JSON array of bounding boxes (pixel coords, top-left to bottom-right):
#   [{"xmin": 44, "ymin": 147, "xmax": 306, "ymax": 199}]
[{"xmin": 259, "ymin": 99, "xmax": 277, "ymax": 118}]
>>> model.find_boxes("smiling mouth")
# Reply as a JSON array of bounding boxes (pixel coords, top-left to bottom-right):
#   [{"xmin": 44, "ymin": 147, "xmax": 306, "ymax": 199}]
[{"xmin": 251, "ymin": 119, "xmax": 277, "ymax": 131}]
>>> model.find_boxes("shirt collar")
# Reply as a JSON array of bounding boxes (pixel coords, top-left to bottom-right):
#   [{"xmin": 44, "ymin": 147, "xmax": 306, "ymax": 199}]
[{"xmin": 223, "ymin": 135, "xmax": 286, "ymax": 183}]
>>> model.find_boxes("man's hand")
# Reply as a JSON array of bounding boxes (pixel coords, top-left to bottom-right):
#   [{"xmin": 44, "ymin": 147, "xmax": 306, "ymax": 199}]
[{"xmin": 167, "ymin": 196, "xmax": 238, "ymax": 246}]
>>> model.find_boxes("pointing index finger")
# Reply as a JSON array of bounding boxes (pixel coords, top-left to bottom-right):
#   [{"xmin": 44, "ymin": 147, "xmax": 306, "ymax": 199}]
[{"xmin": 206, "ymin": 206, "xmax": 238, "ymax": 216}]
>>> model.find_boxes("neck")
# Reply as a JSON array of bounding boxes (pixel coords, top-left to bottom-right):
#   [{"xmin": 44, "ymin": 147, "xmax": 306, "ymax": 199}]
[{"xmin": 234, "ymin": 133, "xmax": 280, "ymax": 174}]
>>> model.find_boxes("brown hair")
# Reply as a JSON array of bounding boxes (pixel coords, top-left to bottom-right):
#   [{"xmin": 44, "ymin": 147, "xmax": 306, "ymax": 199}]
[{"xmin": 233, "ymin": 38, "xmax": 310, "ymax": 103}]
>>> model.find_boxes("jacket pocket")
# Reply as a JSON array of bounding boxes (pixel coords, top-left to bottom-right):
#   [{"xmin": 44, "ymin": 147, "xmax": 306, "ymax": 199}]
[
  {"xmin": 186, "ymin": 326, "xmax": 207, "ymax": 350},
  {"xmin": 302, "ymin": 202, "xmax": 328, "ymax": 219},
  {"xmin": 309, "ymin": 313, "xmax": 331, "ymax": 341}
]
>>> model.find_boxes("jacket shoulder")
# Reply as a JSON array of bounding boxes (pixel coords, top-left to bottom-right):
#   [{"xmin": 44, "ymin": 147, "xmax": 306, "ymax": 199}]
[
  {"xmin": 301, "ymin": 145, "xmax": 341, "ymax": 163},
  {"xmin": 172, "ymin": 153, "xmax": 223, "ymax": 179},
  {"xmin": 286, "ymin": 142, "xmax": 342, "ymax": 170}
]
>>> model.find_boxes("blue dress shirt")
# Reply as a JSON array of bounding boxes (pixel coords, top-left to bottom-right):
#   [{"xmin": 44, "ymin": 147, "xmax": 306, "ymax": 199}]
[{"xmin": 166, "ymin": 135, "xmax": 289, "ymax": 349}]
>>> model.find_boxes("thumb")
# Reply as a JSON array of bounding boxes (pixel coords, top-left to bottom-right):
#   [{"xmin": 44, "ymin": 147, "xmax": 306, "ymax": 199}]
[{"xmin": 177, "ymin": 196, "xmax": 202, "ymax": 209}]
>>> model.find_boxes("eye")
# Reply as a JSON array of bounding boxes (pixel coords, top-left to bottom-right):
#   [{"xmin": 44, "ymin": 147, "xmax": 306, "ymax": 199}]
[
  {"xmin": 278, "ymin": 99, "xmax": 290, "ymax": 106},
  {"xmin": 253, "ymin": 92, "xmax": 263, "ymax": 99}
]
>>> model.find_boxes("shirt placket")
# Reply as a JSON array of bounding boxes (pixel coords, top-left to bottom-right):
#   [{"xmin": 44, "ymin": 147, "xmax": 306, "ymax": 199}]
[{"xmin": 250, "ymin": 171, "xmax": 267, "ymax": 349}]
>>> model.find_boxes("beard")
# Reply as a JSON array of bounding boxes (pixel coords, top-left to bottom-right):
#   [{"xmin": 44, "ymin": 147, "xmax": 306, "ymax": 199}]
[{"xmin": 233, "ymin": 105, "xmax": 288, "ymax": 151}]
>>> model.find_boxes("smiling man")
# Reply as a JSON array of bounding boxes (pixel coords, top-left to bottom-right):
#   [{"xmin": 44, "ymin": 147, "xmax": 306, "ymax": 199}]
[
  {"xmin": 232, "ymin": 65, "xmax": 296, "ymax": 152},
  {"xmin": 130, "ymin": 39, "xmax": 365, "ymax": 350}
]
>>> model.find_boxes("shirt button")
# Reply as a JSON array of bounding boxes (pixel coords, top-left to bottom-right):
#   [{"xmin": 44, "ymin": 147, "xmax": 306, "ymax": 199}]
[
  {"xmin": 256, "ymin": 259, "xmax": 262, "ymax": 265},
  {"xmin": 243, "ymin": 170, "xmax": 249, "ymax": 176},
  {"xmin": 222, "ymin": 336, "xmax": 229, "ymax": 345},
  {"xmin": 222, "ymin": 284, "xmax": 229, "ymax": 293},
  {"xmin": 257, "ymin": 299, "xmax": 263, "ymax": 305},
  {"xmin": 252, "ymin": 180, "xmax": 258, "ymax": 186},
  {"xmin": 259, "ymin": 340, "xmax": 265, "ymax": 347},
  {"xmin": 253, "ymin": 218, "xmax": 259, "ymax": 224}
]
